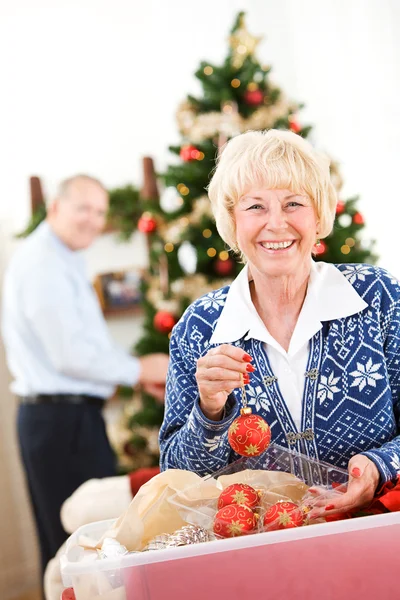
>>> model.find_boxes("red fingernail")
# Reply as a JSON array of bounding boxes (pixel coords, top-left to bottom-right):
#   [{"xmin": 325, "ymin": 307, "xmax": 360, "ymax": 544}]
[
  {"xmin": 308, "ymin": 488, "xmax": 318, "ymax": 495},
  {"xmin": 351, "ymin": 467, "xmax": 361, "ymax": 478},
  {"xmin": 325, "ymin": 504, "xmax": 335, "ymax": 511},
  {"xmin": 243, "ymin": 353, "xmax": 253, "ymax": 362},
  {"xmin": 243, "ymin": 374, "xmax": 250, "ymax": 384},
  {"xmin": 246, "ymin": 364, "xmax": 255, "ymax": 372}
]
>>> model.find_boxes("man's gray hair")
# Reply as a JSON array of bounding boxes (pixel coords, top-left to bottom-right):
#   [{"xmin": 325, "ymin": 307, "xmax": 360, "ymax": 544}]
[{"xmin": 56, "ymin": 174, "xmax": 107, "ymax": 200}]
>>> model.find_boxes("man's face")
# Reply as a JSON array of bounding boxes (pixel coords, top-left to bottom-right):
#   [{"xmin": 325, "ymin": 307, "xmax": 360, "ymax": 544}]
[{"xmin": 52, "ymin": 181, "xmax": 109, "ymax": 250}]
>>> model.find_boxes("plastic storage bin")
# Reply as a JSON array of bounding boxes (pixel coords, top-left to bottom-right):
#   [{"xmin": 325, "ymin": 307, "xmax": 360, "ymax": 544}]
[{"xmin": 61, "ymin": 445, "xmax": 399, "ymax": 599}]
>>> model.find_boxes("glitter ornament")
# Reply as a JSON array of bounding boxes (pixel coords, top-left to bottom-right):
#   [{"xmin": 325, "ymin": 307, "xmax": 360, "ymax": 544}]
[
  {"xmin": 143, "ymin": 525, "xmax": 215, "ymax": 551},
  {"xmin": 218, "ymin": 483, "xmax": 259, "ymax": 510},
  {"xmin": 263, "ymin": 501, "xmax": 306, "ymax": 530},
  {"xmin": 228, "ymin": 407, "xmax": 271, "ymax": 457},
  {"xmin": 213, "ymin": 503, "xmax": 258, "ymax": 538}
]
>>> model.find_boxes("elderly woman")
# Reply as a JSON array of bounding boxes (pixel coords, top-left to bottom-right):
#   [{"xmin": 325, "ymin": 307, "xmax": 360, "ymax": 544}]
[{"xmin": 159, "ymin": 129, "xmax": 400, "ymax": 516}]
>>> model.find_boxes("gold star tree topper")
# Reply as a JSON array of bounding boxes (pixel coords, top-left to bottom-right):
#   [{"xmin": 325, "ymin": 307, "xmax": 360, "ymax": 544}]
[{"xmin": 229, "ymin": 13, "xmax": 262, "ymax": 69}]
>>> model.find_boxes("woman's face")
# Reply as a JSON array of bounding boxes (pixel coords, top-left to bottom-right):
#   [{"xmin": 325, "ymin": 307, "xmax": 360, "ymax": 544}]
[{"xmin": 233, "ymin": 188, "xmax": 318, "ymax": 278}]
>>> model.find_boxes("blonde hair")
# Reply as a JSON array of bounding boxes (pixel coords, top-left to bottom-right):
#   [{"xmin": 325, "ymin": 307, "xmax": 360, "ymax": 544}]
[{"xmin": 208, "ymin": 129, "xmax": 337, "ymax": 253}]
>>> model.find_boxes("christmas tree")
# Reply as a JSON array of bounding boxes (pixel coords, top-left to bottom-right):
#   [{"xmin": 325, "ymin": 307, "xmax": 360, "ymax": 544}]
[{"xmin": 111, "ymin": 12, "xmax": 377, "ymax": 472}]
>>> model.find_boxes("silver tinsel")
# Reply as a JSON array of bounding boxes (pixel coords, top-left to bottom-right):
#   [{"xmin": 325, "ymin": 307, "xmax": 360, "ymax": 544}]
[{"xmin": 143, "ymin": 525, "xmax": 216, "ymax": 552}]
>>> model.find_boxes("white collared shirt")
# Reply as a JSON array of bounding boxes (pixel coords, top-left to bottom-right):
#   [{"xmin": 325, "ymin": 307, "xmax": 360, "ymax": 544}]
[{"xmin": 210, "ymin": 261, "xmax": 367, "ymax": 429}]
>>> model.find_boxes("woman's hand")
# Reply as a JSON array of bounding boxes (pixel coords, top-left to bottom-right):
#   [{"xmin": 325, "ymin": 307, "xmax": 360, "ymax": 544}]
[
  {"xmin": 195, "ymin": 344, "xmax": 254, "ymax": 421},
  {"xmin": 308, "ymin": 454, "xmax": 381, "ymax": 518}
]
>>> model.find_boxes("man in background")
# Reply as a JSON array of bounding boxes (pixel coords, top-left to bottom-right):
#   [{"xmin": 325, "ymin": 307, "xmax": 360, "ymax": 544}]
[{"xmin": 1, "ymin": 175, "xmax": 169, "ymax": 581}]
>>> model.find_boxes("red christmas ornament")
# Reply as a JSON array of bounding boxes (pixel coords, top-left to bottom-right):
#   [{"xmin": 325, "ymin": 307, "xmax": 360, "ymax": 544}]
[
  {"xmin": 180, "ymin": 145, "xmax": 200, "ymax": 161},
  {"xmin": 153, "ymin": 311, "xmax": 177, "ymax": 334},
  {"xmin": 243, "ymin": 89, "xmax": 264, "ymax": 106},
  {"xmin": 61, "ymin": 589, "xmax": 76, "ymax": 600},
  {"xmin": 214, "ymin": 257, "xmax": 235, "ymax": 276},
  {"xmin": 228, "ymin": 407, "xmax": 271, "ymax": 457},
  {"xmin": 138, "ymin": 213, "xmax": 157, "ymax": 234},
  {"xmin": 263, "ymin": 501, "xmax": 305, "ymax": 530},
  {"xmin": 218, "ymin": 483, "xmax": 259, "ymax": 510},
  {"xmin": 353, "ymin": 212, "xmax": 364, "ymax": 225},
  {"xmin": 213, "ymin": 503, "xmax": 258, "ymax": 538},
  {"xmin": 289, "ymin": 119, "xmax": 302, "ymax": 134},
  {"xmin": 336, "ymin": 201, "xmax": 346, "ymax": 215},
  {"xmin": 313, "ymin": 240, "xmax": 327, "ymax": 256}
]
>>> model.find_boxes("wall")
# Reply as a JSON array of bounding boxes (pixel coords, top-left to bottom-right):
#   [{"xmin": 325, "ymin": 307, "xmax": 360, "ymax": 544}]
[{"xmin": 0, "ymin": 0, "xmax": 399, "ymax": 596}]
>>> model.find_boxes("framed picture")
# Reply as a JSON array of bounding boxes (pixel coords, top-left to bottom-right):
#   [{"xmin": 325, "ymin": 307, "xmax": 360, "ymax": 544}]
[{"xmin": 93, "ymin": 269, "xmax": 144, "ymax": 316}]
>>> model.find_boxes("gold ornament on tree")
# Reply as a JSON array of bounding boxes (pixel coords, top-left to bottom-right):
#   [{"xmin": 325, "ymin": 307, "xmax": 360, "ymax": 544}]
[{"xmin": 229, "ymin": 13, "xmax": 262, "ymax": 69}]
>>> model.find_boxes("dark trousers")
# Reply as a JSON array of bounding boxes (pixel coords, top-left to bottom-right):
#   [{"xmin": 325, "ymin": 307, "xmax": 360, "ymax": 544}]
[{"xmin": 17, "ymin": 401, "xmax": 117, "ymax": 582}]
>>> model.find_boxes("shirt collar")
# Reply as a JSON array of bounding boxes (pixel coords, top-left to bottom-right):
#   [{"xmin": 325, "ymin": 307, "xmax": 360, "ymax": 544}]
[
  {"xmin": 38, "ymin": 221, "xmax": 86, "ymax": 271},
  {"xmin": 209, "ymin": 260, "xmax": 368, "ymax": 356}
]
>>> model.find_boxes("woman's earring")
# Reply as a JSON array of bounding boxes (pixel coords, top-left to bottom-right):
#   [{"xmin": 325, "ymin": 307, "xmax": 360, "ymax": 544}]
[{"xmin": 315, "ymin": 238, "xmax": 321, "ymax": 247}]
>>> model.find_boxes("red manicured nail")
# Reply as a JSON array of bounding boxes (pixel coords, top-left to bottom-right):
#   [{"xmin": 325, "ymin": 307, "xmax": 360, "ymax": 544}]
[
  {"xmin": 246, "ymin": 364, "xmax": 255, "ymax": 372},
  {"xmin": 308, "ymin": 488, "xmax": 318, "ymax": 495},
  {"xmin": 325, "ymin": 504, "xmax": 335, "ymax": 511},
  {"xmin": 351, "ymin": 467, "xmax": 361, "ymax": 478},
  {"xmin": 243, "ymin": 374, "xmax": 250, "ymax": 384},
  {"xmin": 243, "ymin": 353, "xmax": 253, "ymax": 362}
]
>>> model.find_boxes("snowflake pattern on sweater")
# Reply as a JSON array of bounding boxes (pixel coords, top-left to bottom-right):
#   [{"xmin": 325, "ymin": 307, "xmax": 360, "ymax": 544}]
[{"xmin": 159, "ymin": 264, "xmax": 400, "ymax": 482}]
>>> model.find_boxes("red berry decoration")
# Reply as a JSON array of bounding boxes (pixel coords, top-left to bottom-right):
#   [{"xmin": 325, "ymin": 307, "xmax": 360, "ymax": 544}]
[
  {"xmin": 218, "ymin": 483, "xmax": 259, "ymax": 510},
  {"xmin": 138, "ymin": 212, "xmax": 157, "ymax": 234},
  {"xmin": 263, "ymin": 501, "xmax": 305, "ymax": 530},
  {"xmin": 213, "ymin": 503, "xmax": 258, "ymax": 538},
  {"xmin": 180, "ymin": 145, "xmax": 200, "ymax": 161},
  {"xmin": 153, "ymin": 311, "xmax": 177, "ymax": 334},
  {"xmin": 214, "ymin": 257, "xmax": 235, "ymax": 276},
  {"xmin": 353, "ymin": 212, "xmax": 364, "ymax": 225},
  {"xmin": 336, "ymin": 201, "xmax": 346, "ymax": 215},
  {"xmin": 62, "ymin": 589, "xmax": 76, "ymax": 600},
  {"xmin": 243, "ymin": 89, "xmax": 264, "ymax": 106},
  {"xmin": 228, "ymin": 407, "xmax": 271, "ymax": 457}
]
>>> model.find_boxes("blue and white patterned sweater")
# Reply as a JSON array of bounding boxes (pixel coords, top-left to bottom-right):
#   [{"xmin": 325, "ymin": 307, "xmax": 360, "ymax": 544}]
[{"xmin": 159, "ymin": 264, "xmax": 400, "ymax": 482}]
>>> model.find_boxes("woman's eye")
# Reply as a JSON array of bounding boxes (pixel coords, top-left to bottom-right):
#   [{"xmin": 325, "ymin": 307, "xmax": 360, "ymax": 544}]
[
  {"xmin": 247, "ymin": 204, "xmax": 263, "ymax": 210},
  {"xmin": 286, "ymin": 202, "xmax": 301, "ymax": 208}
]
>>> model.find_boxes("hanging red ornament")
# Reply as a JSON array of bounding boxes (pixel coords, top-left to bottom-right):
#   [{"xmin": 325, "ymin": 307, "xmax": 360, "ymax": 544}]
[
  {"xmin": 153, "ymin": 311, "xmax": 177, "ymax": 334},
  {"xmin": 336, "ymin": 201, "xmax": 346, "ymax": 215},
  {"xmin": 353, "ymin": 212, "xmax": 364, "ymax": 225},
  {"xmin": 289, "ymin": 119, "xmax": 302, "ymax": 133},
  {"xmin": 61, "ymin": 589, "xmax": 76, "ymax": 600},
  {"xmin": 180, "ymin": 145, "xmax": 200, "ymax": 161},
  {"xmin": 243, "ymin": 89, "xmax": 264, "ymax": 106},
  {"xmin": 218, "ymin": 483, "xmax": 259, "ymax": 510},
  {"xmin": 138, "ymin": 212, "xmax": 157, "ymax": 234},
  {"xmin": 228, "ymin": 407, "xmax": 271, "ymax": 457},
  {"xmin": 263, "ymin": 501, "xmax": 306, "ymax": 530},
  {"xmin": 313, "ymin": 240, "xmax": 327, "ymax": 256},
  {"xmin": 214, "ymin": 257, "xmax": 235, "ymax": 276},
  {"xmin": 213, "ymin": 503, "xmax": 258, "ymax": 538}
]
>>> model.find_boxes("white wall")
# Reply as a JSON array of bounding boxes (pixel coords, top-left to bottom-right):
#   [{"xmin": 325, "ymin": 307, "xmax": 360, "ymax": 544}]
[{"xmin": 0, "ymin": 0, "xmax": 399, "ymax": 596}]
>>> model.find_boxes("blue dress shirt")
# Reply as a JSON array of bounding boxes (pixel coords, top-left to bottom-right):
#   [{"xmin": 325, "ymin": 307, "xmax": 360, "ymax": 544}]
[{"xmin": 1, "ymin": 222, "xmax": 140, "ymax": 398}]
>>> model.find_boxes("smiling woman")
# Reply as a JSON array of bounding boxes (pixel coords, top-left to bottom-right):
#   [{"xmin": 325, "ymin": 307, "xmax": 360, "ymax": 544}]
[{"xmin": 159, "ymin": 129, "xmax": 400, "ymax": 521}]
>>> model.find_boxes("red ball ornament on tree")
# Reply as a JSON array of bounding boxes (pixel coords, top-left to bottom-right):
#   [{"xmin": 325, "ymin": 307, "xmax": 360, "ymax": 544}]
[
  {"xmin": 228, "ymin": 407, "xmax": 271, "ymax": 457},
  {"xmin": 153, "ymin": 311, "xmax": 177, "ymax": 334},
  {"xmin": 213, "ymin": 503, "xmax": 258, "ymax": 538},
  {"xmin": 353, "ymin": 212, "xmax": 364, "ymax": 225},
  {"xmin": 263, "ymin": 501, "xmax": 305, "ymax": 530},
  {"xmin": 138, "ymin": 213, "xmax": 157, "ymax": 234},
  {"xmin": 218, "ymin": 483, "xmax": 259, "ymax": 510},
  {"xmin": 214, "ymin": 257, "xmax": 235, "ymax": 276},
  {"xmin": 243, "ymin": 89, "xmax": 264, "ymax": 106},
  {"xmin": 336, "ymin": 201, "xmax": 346, "ymax": 215},
  {"xmin": 289, "ymin": 119, "xmax": 302, "ymax": 134},
  {"xmin": 313, "ymin": 240, "xmax": 327, "ymax": 256},
  {"xmin": 180, "ymin": 145, "xmax": 200, "ymax": 161}
]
